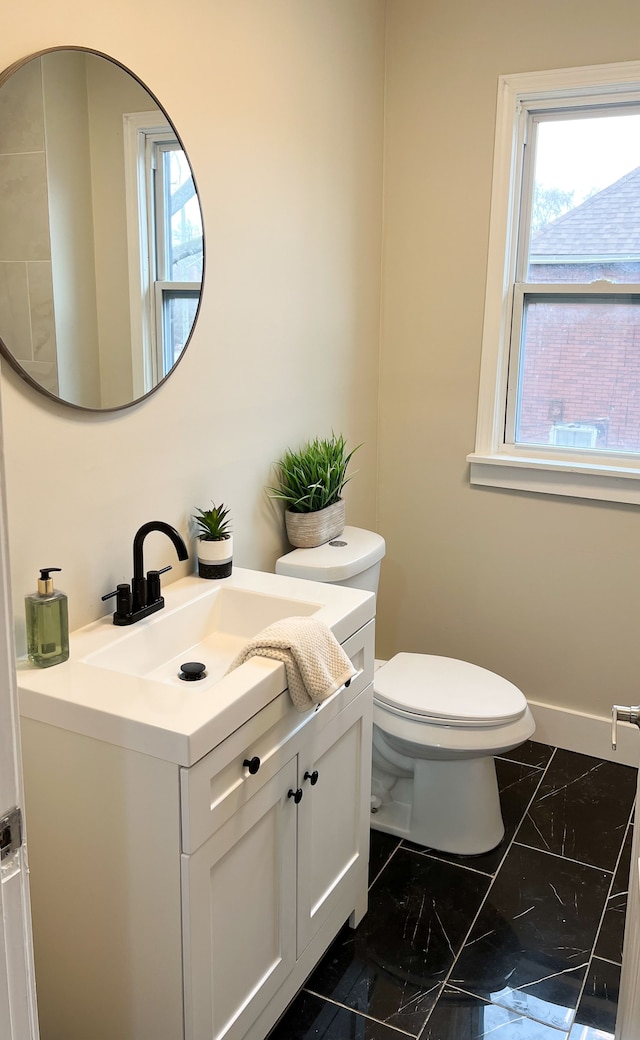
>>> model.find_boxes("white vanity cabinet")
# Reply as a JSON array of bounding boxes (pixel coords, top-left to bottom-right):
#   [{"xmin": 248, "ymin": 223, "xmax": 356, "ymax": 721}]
[
  {"xmin": 19, "ymin": 615, "xmax": 374, "ymax": 1040},
  {"xmin": 182, "ymin": 685, "xmax": 372, "ymax": 1040}
]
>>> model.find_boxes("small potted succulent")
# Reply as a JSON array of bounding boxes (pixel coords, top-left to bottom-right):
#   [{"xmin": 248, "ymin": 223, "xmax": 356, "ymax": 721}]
[
  {"xmin": 267, "ymin": 433, "xmax": 359, "ymax": 548},
  {"xmin": 193, "ymin": 502, "xmax": 233, "ymax": 578}
]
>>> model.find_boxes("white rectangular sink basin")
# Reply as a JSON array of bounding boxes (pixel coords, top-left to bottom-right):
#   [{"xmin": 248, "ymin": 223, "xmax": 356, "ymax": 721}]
[
  {"xmin": 82, "ymin": 584, "xmax": 323, "ymax": 684},
  {"xmin": 17, "ymin": 568, "xmax": 376, "ymax": 766}
]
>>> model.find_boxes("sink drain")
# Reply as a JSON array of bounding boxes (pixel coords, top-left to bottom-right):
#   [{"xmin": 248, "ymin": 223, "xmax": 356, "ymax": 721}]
[{"xmin": 178, "ymin": 661, "xmax": 207, "ymax": 681}]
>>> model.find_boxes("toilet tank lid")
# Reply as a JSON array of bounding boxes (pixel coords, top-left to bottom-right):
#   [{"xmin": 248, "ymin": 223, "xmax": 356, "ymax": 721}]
[{"xmin": 275, "ymin": 526, "xmax": 386, "ymax": 583}]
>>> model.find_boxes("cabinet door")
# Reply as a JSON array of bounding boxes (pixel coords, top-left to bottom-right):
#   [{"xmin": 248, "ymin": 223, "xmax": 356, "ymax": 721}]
[
  {"xmin": 182, "ymin": 758, "xmax": 298, "ymax": 1040},
  {"xmin": 296, "ymin": 691, "xmax": 372, "ymax": 955}
]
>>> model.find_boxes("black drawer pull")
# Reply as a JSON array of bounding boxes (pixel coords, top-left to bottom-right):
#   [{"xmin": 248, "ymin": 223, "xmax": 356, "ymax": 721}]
[
  {"xmin": 288, "ymin": 788, "xmax": 303, "ymax": 804},
  {"xmin": 243, "ymin": 756, "xmax": 261, "ymax": 775},
  {"xmin": 304, "ymin": 770, "xmax": 319, "ymax": 786}
]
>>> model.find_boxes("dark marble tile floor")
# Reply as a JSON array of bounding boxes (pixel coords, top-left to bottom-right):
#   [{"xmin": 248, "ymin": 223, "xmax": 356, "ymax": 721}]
[{"xmin": 267, "ymin": 741, "xmax": 636, "ymax": 1040}]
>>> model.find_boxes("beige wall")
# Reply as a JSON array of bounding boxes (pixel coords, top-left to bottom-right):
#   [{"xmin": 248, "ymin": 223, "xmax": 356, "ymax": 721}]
[
  {"xmin": 1, "ymin": 0, "xmax": 385, "ymax": 651},
  {"xmin": 379, "ymin": 0, "xmax": 640, "ymax": 718}
]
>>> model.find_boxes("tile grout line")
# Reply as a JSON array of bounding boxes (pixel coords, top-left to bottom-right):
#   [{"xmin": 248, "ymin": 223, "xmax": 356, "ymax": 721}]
[
  {"xmin": 495, "ymin": 753, "xmax": 547, "ymax": 770},
  {"xmin": 414, "ymin": 745, "xmax": 559, "ymax": 1039},
  {"xmin": 609, "ymin": 801, "xmax": 635, "ymax": 900},
  {"xmin": 302, "ymin": 988, "xmax": 419, "ymax": 1038},
  {"xmin": 512, "ymin": 840, "xmax": 616, "ymax": 874},
  {"xmin": 568, "ymin": 805, "xmax": 637, "ymax": 1026},
  {"xmin": 444, "ymin": 981, "xmax": 571, "ymax": 1034},
  {"xmin": 595, "ymin": 954, "xmax": 626, "ymax": 967},
  {"xmin": 368, "ymin": 839, "xmax": 403, "ymax": 891},
  {"xmin": 398, "ymin": 842, "xmax": 495, "ymax": 879}
]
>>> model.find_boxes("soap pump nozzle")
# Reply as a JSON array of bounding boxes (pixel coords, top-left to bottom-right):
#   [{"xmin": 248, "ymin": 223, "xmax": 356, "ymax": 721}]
[{"xmin": 37, "ymin": 567, "xmax": 62, "ymax": 595}]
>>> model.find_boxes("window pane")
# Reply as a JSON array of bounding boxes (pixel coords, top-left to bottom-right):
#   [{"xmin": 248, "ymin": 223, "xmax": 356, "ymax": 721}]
[
  {"xmin": 527, "ymin": 113, "xmax": 640, "ymax": 283},
  {"xmin": 515, "ymin": 296, "xmax": 640, "ymax": 452},
  {"xmin": 162, "ymin": 292, "xmax": 199, "ymax": 371},
  {"xmin": 162, "ymin": 148, "xmax": 203, "ymax": 282}
]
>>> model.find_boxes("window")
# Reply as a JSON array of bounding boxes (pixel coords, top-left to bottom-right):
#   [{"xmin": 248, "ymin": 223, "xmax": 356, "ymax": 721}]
[
  {"xmin": 152, "ymin": 140, "xmax": 202, "ymax": 376},
  {"xmin": 468, "ymin": 62, "xmax": 640, "ymax": 504},
  {"xmin": 123, "ymin": 113, "xmax": 203, "ymax": 396}
]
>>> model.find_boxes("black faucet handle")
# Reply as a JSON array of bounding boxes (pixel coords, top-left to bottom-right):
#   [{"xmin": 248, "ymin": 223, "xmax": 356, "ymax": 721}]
[
  {"xmin": 102, "ymin": 584, "xmax": 133, "ymax": 618},
  {"xmin": 147, "ymin": 565, "xmax": 171, "ymax": 603}
]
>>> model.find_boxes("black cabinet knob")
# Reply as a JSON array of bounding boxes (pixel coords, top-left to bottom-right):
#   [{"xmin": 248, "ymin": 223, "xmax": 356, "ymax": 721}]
[
  {"xmin": 304, "ymin": 770, "xmax": 319, "ymax": 786},
  {"xmin": 243, "ymin": 756, "xmax": 261, "ymax": 775},
  {"xmin": 288, "ymin": 788, "xmax": 303, "ymax": 804}
]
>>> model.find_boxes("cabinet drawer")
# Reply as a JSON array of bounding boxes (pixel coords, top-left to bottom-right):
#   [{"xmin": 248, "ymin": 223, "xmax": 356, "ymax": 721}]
[{"xmin": 181, "ymin": 619, "xmax": 374, "ymax": 854}]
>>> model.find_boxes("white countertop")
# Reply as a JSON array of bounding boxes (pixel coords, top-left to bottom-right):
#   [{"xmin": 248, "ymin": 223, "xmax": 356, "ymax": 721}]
[{"xmin": 17, "ymin": 568, "xmax": 375, "ymax": 766}]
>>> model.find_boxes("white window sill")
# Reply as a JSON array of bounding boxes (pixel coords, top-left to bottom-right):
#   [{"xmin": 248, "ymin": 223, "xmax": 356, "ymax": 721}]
[{"xmin": 467, "ymin": 451, "xmax": 640, "ymax": 505}]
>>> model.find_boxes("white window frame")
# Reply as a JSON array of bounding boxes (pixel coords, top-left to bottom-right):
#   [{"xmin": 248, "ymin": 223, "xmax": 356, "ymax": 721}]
[
  {"xmin": 123, "ymin": 113, "xmax": 201, "ymax": 397},
  {"xmin": 468, "ymin": 60, "xmax": 640, "ymax": 505},
  {"xmin": 123, "ymin": 111, "xmax": 168, "ymax": 398},
  {"xmin": 153, "ymin": 283, "xmax": 200, "ymax": 374}
]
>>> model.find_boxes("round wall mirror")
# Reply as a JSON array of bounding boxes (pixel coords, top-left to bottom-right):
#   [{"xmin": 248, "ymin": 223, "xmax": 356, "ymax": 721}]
[{"xmin": 0, "ymin": 47, "xmax": 204, "ymax": 411}]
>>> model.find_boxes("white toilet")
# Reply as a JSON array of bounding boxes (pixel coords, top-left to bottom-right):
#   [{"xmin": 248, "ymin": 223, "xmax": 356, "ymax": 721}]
[{"xmin": 276, "ymin": 526, "xmax": 536, "ymax": 856}]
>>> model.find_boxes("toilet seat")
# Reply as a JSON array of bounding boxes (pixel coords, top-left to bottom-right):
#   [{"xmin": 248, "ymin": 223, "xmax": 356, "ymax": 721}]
[{"xmin": 373, "ymin": 653, "xmax": 528, "ymax": 727}]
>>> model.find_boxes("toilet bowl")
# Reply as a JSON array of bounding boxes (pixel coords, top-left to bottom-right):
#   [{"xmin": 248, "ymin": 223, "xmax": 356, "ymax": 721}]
[
  {"xmin": 275, "ymin": 526, "xmax": 535, "ymax": 856},
  {"xmin": 370, "ymin": 652, "xmax": 535, "ymax": 854}
]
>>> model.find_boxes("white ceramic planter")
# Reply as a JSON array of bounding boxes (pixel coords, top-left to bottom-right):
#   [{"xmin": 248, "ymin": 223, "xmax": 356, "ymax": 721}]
[
  {"xmin": 284, "ymin": 499, "xmax": 345, "ymax": 548},
  {"xmin": 197, "ymin": 535, "xmax": 233, "ymax": 578}
]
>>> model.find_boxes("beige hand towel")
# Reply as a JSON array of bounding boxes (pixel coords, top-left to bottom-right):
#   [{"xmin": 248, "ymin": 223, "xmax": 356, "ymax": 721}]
[{"xmin": 227, "ymin": 616, "xmax": 356, "ymax": 712}]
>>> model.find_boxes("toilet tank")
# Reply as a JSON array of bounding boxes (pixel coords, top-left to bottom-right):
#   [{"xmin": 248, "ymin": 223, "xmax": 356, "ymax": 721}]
[{"xmin": 275, "ymin": 526, "xmax": 386, "ymax": 595}]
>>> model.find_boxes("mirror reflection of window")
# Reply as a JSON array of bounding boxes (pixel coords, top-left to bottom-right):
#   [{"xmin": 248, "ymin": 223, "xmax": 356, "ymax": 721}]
[
  {"xmin": 0, "ymin": 49, "xmax": 204, "ymax": 411},
  {"xmin": 123, "ymin": 114, "xmax": 203, "ymax": 397},
  {"xmin": 153, "ymin": 142, "xmax": 203, "ymax": 377}
]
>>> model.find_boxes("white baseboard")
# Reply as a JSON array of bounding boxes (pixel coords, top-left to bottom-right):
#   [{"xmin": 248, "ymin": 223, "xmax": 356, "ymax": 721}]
[{"xmin": 529, "ymin": 698, "xmax": 639, "ymax": 768}]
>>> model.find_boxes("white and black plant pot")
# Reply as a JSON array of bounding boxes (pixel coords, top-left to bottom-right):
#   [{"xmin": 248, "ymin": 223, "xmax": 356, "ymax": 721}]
[{"xmin": 197, "ymin": 535, "xmax": 233, "ymax": 579}]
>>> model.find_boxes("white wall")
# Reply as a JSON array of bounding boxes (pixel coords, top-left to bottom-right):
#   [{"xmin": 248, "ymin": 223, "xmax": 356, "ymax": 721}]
[
  {"xmin": 1, "ymin": 0, "xmax": 385, "ymax": 652},
  {"xmin": 379, "ymin": 0, "xmax": 640, "ymax": 722}
]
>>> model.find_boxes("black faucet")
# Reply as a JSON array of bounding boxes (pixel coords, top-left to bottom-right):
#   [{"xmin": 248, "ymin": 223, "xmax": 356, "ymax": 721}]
[{"xmin": 103, "ymin": 521, "xmax": 189, "ymax": 626}]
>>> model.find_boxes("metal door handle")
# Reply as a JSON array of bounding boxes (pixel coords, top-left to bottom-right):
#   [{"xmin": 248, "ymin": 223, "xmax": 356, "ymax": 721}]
[{"xmin": 611, "ymin": 704, "xmax": 640, "ymax": 750}]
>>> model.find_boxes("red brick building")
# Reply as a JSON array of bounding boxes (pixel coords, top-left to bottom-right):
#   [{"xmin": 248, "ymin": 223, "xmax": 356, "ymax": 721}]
[{"xmin": 517, "ymin": 165, "xmax": 640, "ymax": 451}]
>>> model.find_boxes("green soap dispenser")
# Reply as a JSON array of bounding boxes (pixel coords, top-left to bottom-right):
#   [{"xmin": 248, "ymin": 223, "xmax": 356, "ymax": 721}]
[{"xmin": 25, "ymin": 567, "xmax": 69, "ymax": 668}]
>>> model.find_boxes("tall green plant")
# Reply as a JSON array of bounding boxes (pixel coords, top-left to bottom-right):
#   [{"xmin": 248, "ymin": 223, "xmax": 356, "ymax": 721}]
[{"xmin": 267, "ymin": 434, "xmax": 359, "ymax": 513}]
